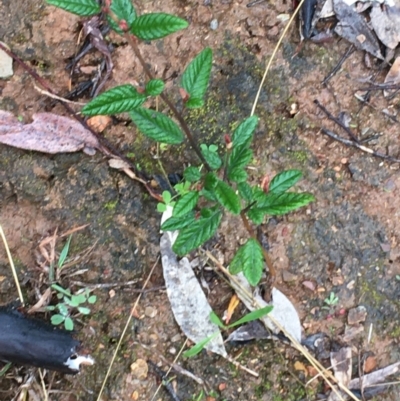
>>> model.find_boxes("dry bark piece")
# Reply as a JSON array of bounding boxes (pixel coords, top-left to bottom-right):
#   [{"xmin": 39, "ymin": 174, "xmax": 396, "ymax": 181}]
[
  {"xmin": 0, "ymin": 111, "xmax": 99, "ymax": 155},
  {"xmin": 0, "ymin": 305, "xmax": 94, "ymax": 374}
]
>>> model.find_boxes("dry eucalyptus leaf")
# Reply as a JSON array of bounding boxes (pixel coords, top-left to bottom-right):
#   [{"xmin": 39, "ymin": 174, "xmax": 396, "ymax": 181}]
[
  {"xmin": 160, "ymin": 229, "xmax": 227, "ymax": 357},
  {"xmin": 0, "ymin": 111, "xmax": 99, "ymax": 155},
  {"xmin": 370, "ymin": 4, "xmax": 400, "ymax": 49}
]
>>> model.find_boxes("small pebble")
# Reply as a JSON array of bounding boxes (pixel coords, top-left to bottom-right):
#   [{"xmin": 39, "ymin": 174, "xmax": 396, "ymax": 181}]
[
  {"xmin": 171, "ymin": 334, "xmax": 181, "ymax": 342},
  {"xmin": 130, "ymin": 359, "xmax": 148, "ymax": 380},
  {"xmin": 210, "ymin": 19, "xmax": 218, "ymax": 30},
  {"xmin": 347, "ymin": 305, "xmax": 367, "ymax": 325},
  {"xmin": 168, "ymin": 347, "xmax": 177, "ymax": 355},
  {"xmin": 282, "ymin": 270, "xmax": 298, "ymax": 282},
  {"xmin": 145, "ymin": 306, "xmax": 157, "ymax": 318}
]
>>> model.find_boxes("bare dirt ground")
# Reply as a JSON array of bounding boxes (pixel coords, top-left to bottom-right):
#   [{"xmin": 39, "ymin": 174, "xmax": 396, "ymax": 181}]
[{"xmin": 1, "ymin": 1, "xmax": 400, "ymax": 400}]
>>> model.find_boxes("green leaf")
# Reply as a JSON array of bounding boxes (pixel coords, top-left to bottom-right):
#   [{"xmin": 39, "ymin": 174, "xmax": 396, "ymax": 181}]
[
  {"xmin": 58, "ymin": 303, "xmax": 69, "ymax": 316},
  {"xmin": 229, "ymin": 238, "xmax": 264, "ymax": 286},
  {"xmin": 181, "ymin": 48, "xmax": 213, "ymax": 108},
  {"xmin": 214, "ymin": 180, "xmax": 241, "ymax": 215},
  {"xmin": 201, "ymin": 146, "xmax": 222, "ymax": 170},
  {"xmin": 131, "ymin": 13, "xmax": 188, "ymax": 40},
  {"xmin": 88, "ymin": 295, "xmax": 97, "ymax": 304},
  {"xmin": 58, "ymin": 235, "xmax": 72, "ymax": 270},
  {"xmin": 46, "ymin": 0, "xmax": 100, "ymax": 16},
  {"xmin": 51, "ymin": 314, "xmax": 65, "ymax": 325},
  {"xmin": 162, "ymin": 191, "xmax": 172, "ymax": 204},
  {"xmin": 183, "ymin": 332, "xmax": 219, "ymax": 358},
  {"xmin": 173, "ymin": 210, "xmax": 222, "ymax": 255},
  {"xmin": 107, "ymin": 0, "xmax": 137, "ymax": 33},
  {"xmin": 200, "ymin": 188, "xmax": 217, "ymax": 202},
  {"xmin": 256, "ymin": 192, "xmax": 315, "ymax": 215},
  {"xmin": 78, "ymin": 306, "xmax": 91, "ymax": 315},
  {"xmin": 238, "ymin": 182, "xmax": 253, "ymax": 202},
  {"xmin": 228, "ymin": 168, "xmax": 248, "ymax": 183},
  {"xmin": 173, "ymin": 191, "xmax": 199, "ymax": 217},
  {"xmin": 269, "ymin": 170, "xmax": 303, "ymax": 194},
  {"xmin": 184, "ymin": 166, "xmax": 201, "ymax": 182},
  {"xmin": 157, "ymin": 203, "xmax": 167, "ymax": 212},
  {"xmin": 130, "ymin": 107, "xmax": 184, "ymax": 144},
  {"xmin": 145, "ymin": 79, "xmax": 165, "ymax": 96},
  {"xmin": 82, "ymin": 85, "xmax": 146, "ymax": 116},
  {"xmin": 247, "ymin": 207, "xmax": 265, "ymax": 225},
  {"xmin": 210, "ymin": 311, "xmax": 226, "ymax": 329},
  {"xmin": 204, "ymin": 172, "xmax": 218, "ymax": 190},
  {"xmin": 64, "ymin": 317, "xmax": 74, "ymax": 331},
  {"xmin": 231, "ymin": 116, "xmax": 259, "ymax": 148},
  {"xmin": 161, "ymin": 212, "xmax": 196, "ymax": 231},
  {"xmin": 227, "ymin": 306, "xmax": 273, "ymax": 328}
]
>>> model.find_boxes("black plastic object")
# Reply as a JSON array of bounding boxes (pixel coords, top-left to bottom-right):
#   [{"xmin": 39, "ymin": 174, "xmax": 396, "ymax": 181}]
[{"xmin": 0, "ymin": 306, "xmax": 93, "ymax": 374}]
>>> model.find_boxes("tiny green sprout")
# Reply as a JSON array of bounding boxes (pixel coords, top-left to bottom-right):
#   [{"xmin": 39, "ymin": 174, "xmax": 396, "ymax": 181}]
[
  {"xmin": 157, "ymin": 190, "xmax": 176, "ymax": 212},
  {"xmin": 159, "ymin": 143, "xmax": 169, "ymax": 152},
  {"xmin": 174, "ymin": 181, "xmax": 191, "ymax": 196},
  {"xmin": 323, "ymin": 292, "xmax": 339, "ymax": 308}
]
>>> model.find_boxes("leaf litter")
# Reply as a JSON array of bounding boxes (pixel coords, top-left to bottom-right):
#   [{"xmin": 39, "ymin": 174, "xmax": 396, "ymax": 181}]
[{"xmin": 0, "ymin": 110, "xmax": 100, "ymax": 155}]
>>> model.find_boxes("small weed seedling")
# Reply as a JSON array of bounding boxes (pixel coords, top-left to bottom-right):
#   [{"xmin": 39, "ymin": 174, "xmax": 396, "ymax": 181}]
[
  {"xmin": 323, "ymin": 292, "xmax": 339, "ymax": 308},
  {"xmin": 46, "ymin": 284, "xmax": 97, "ymax": 331}
]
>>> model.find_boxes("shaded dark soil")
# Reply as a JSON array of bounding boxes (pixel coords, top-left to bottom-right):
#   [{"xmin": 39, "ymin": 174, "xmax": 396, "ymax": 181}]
[{"xmin": 1, "ymin": 1, "xmax": 400, "ymax": 400}]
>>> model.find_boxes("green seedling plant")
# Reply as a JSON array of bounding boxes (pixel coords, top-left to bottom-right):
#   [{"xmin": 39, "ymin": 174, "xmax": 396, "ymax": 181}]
[
  {"xmin": 183, "ymin": 305, "xmax": 273, "ymax": 357},
  {"xmin": 322, "ymin": 291, "xmax": 339, "ymax": 317},
  {"xmin": 46, "ymin": 285, "xmax": 97, "ymax": 330},
  {"xmin": 45, "ymin": 0, "xmax": 314, "ymax": 288},
  {"xmin": 46, "ymin": 234, "xmax": 97, "ymax": 330}
]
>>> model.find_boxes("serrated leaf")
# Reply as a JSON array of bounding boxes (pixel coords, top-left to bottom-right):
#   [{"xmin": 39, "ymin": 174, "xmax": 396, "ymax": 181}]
[
  {"xmin": 231, "ymin": 116, "xmax": 258, "ymax": 148},
  {"xmin": 257, "ymin": 192, "xmax": 315, "ymax": 215},
  {"xmin": 229, "ymin": 238, "xmax": 264, "ymax": 286},
  {"xmin": 214, "ymin": 180, "xmax": 241, "ymax": 215},
  {"xmin": 201, "ymin": 147, "xmax": 222, "ymax": 170},
  {"xmin": 181, "ymin": 48, "xmax": 212, "ymax": 108},
  {"xmin": 173, "ymin": 191, "xmax": 199, "ymax": 217},
  {"xmin": 184, "ymin": 166, "xmax": 201, "ymax": 182},
  {"xmin": 82, "ymin": 85, "xmax": 146, "ymax": 116},
  {"xmin": 145, "ymin": 79, "xmax": 165, "ymax": 96},
  {"xmin": 227, "ymin": 147, "xmax": 252, "ymax": 182},
  {"xmin": 238, "ymin": 182, "xmax": 253, "ymax": 202},
  {"xmin": 204, "ymin": 172, "xmax": 218, "ymax": 190},
  {"xmin": 46, "ymin": 0, "xmax": 100, "ymax": 16},
  {"xmin": 107, "ymin": 0, "xmax": 137, "ymax": 33},
  {"xmin": 130, "ymin": 107, "xmax": 184, "ymax": 144},
  {"xmin": 269, "ymin": 170, "xmax": 303, "ymax": 194},
  {"xmin": 173, "ymin": 210, "xmax": 222, "ymax": 255},
  {"xmin": 228, "ymin": 306, "xmax": 273, "ymax": 328},
  {"xmin": 228, "ymin": 168, "xmax": 248, "ymax": 183},
  {"xmin": 131, "ymin": 13, "xmax": 188, "ymax": 40},
  {"xmin": 200, "ymin": 188, "xmax": 217, "ymax": 202},
  {"xmin": 247, "ymin": 207, "xmax": 265, "ymax": 225},
  {"xmin": 161, "ymin": 212, "xmax": 196, "ymax": 231}
]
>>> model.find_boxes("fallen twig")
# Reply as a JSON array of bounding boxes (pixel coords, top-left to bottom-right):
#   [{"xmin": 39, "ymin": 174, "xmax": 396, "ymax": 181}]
[{"xmin": 322, "ymin": 45, "xmax": 355, "ymax": 86}]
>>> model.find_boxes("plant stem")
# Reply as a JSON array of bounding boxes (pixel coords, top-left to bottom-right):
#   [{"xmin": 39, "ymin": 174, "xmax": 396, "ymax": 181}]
[{"xmin": 123, "ymin": 33, "xmax": 211, "ymax": 170}]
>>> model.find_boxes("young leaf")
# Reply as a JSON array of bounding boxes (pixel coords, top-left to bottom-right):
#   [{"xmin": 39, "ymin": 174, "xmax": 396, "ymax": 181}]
[
  {"xmin": 46, "ymin": 0, "xmax": 100, "ymax": 16},
  {"xmin": 78, "ymin": 306, "xmax": 91, "ymax": 315},
  {"xmin": 64, "ymin": 317, "xmax": 74, "ymax": 331},
  {"xmin": 238, "ymin": 182, "xmax": 253, "ymax": 202},
  {"xmin": 58, "ymin": 235, "xmax": 72, "ymax": 270},
  {"xmin": 173, "ymin": 210, "xmax": 222, "ymax": 255},
  {"xmin": 145, "ymin": 79, "xmax": 165, "ymax": 96},
  {"xmin": 269, "ymin": 170, "xmax": 303, "ymax": 194},
  {"xmin": 227, "ymin": 305, "xmax": 273, "ymax": 328},
  {"xmin": 51, "ymin": 314, "xmax": 65, "ymax": 325},
  {"xmin": 88, "ymin": 295, "xmax": 97, "ymax": 304},
  {"xmin": 131, "ymin": 13, "xmax": 188, "ymax": 40},
  {"xmin": 184, "ymin": 166, "xmax": 201, "ymax": 182},
  {"xmin": 209, "ymin": 311, "xmax": 226, "ymax": 329},
  {"xmin": 181, "ymin": 48, "xmax": 213, "ymax": 108},
  {"xmin": 183, "ymin": 332, "xmax": 219, "ymax": 358},
  {"xmin": 214, "ymin": 180, "xmax": 241, "ymax": 215},
  {"xmin": 231, "ymin": 116, "xmax": 259, "ymax": 148},
  {"xmin": 107, "ymin": 0, "xmax": 137, "ymax": 33},
  {"xmin": 130, "ymin": 107, "xmax": 184, "ymax": 144},
  {"xmin": 229, "ymin": 238, "xmax": 264, "ymax": 286},
  {"xmin": 82, "ymin": 85, "xmax": 146, "ymax": 116},
  {"xmin": 227, "ymin": 147, "xmax": 252, "ymax": 182},
  {"xmin": 204, "ymin": 172, "xmax": 218, "ymax": 190},
  {"xmin": 173, "ymin": 191, "xmax": 199, "ymax": 217},
  {"xmin": 256, "ymin": 192, "xmax": 315, "ymax": 215},
  {"xmin": 161, "ymin": 212, "xmax": 196, "ymax": 231},
  {"xmin": 201, "ymin": 146, "xmax": 222, "ymax": 170}
]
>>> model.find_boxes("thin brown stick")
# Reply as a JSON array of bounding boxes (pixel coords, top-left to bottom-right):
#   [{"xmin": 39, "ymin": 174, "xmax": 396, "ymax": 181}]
[
  {"xmin": 322, "ymin": 45, "xmax": 354, "ymax": 86},
  {"xmin": 320, "ymin": 128, "xmax": 400, "ymax": 163}
]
